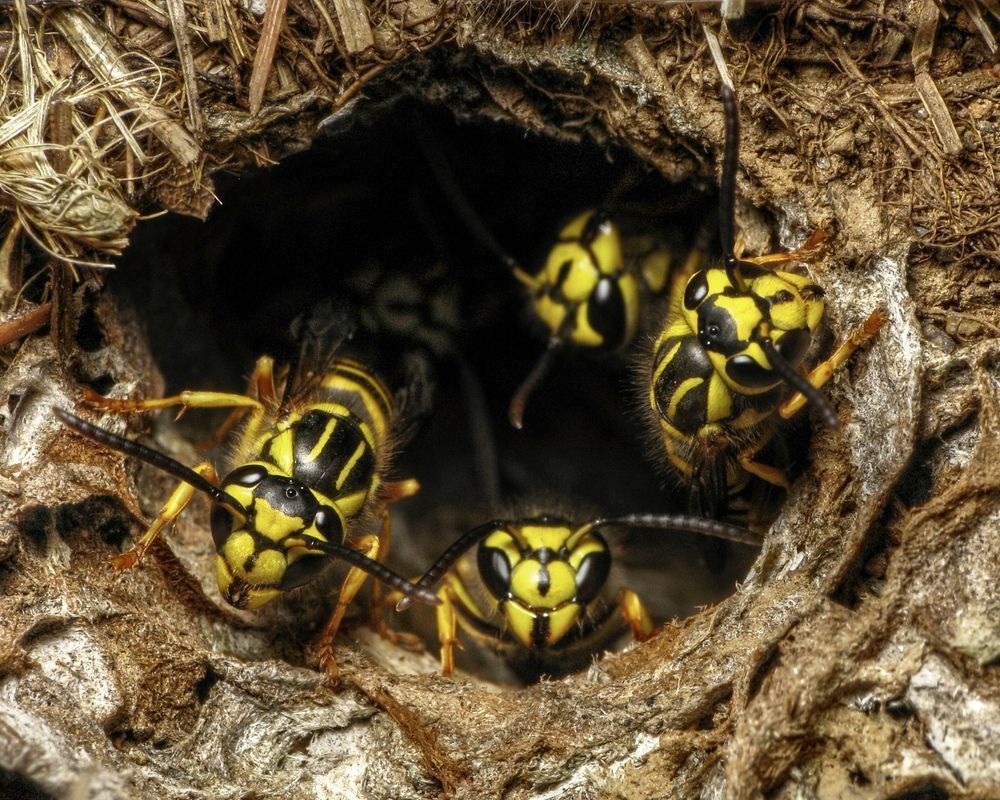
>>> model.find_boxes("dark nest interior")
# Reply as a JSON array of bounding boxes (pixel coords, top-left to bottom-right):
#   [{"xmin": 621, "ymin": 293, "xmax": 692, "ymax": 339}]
[{"xmin": 1, "ymin": 1, "xmax": 1000, "ymax": 798}]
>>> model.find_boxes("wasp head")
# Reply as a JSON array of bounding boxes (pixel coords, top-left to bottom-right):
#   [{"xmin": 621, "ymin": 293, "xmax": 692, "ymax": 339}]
[{"xmin": 211, "ymin": 463, "xmax": 346, "ymax": 609}]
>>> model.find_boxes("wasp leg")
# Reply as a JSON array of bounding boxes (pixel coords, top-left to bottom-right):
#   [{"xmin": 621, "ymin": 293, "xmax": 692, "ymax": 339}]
[
  {"xmin": 315, "ymin": 533, "xmax": 381, "ymax": 677},
  {"xmin": 368, "ymin": 510, "xmax": 423, "ymax": 650},
  {"xmin": 113, "ymin": 461, "xmax": 219, "ymax": 569},
  {"xmin": 618, "ymin": 588, "xmax": 656, "ymax": 642},
  {"xmin": 779, "ymin": 308, "xmax": 887, "ymax": 420},
  {"xmin": 380, "ymin": 478, "xmax": 420, "ymax": 504},
  {"xmin": 736, "ymin": 433, "xmax": 791, "ymax": 490},
  {"xmin": 436, "ymin": 581, "xmax": 461, "ymax": 677},
  {"xmin": 740, "ymin": 230, "xmax": 829, "ymax": 269},
  {"xmin": 194, "ymin": 356, "xmax": 278, "ymax": 451},
  {"xmin": 83, "ymin": 355, "xmax": 277, "ymax": 420}
]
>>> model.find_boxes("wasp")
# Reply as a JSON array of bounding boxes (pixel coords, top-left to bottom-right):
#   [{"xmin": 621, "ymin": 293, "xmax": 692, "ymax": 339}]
[
  {"xmin": 414, "ymin": 114, "xmax": 674, "ymax": 429},
  {"xmin": 55, "ymin": 346, "xmax": 440, "ymax": 675},
  {"xmin": 645, "ymin": 80, "xmax": 886, "ymax": 517},
  {"xmin": 396, "ymin": 511, "xmax": 760, "ymax": 678},
  {"xmin": 506, "ymin": 210, "xmax": 672, "ymax": 429}
]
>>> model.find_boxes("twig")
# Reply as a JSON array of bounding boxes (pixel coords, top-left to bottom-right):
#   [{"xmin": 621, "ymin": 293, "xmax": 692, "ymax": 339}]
[
  {"xmin": 165, "ymin": 0, "xmax": 203, "ymax": 132},
  {"xmin": 49, "ymin": 7, "xmax": 200, "ymax": 166},
  {"xmin": 0, "ymin": 301, "xmax": 52, "ymax": 348},
  {"xmin": 331, "ymin": 0, "xmax": 374, "ymax": 53},
  {"xmin": 248, "ymin": 0, "xmax": 289, "ymax": 115},
  {"xmin": 912, "ymin": 0, "xmax": 962, "ymax": 155}
]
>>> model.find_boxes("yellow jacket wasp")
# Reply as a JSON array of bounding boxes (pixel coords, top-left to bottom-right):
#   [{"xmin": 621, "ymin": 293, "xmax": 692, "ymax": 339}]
[
  {"xmin": 397, "ymin": 511, "xmax": 760, "ymax": 678},
  {"xmin": 645, "ymin": 78, "xmax": 885, "ymax": 517},
  {"xmin": 55, "ymin": 349, "xmax": 439, "ymax": 676},
  {"xmin": 414, "ymin": 113, "xmax": 673, "ymax": 430}
]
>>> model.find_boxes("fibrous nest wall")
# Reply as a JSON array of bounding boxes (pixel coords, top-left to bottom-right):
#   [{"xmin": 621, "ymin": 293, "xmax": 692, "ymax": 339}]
[{"xmin": 1, "ymin": 0, "xmax": 999, "ymax": 798}]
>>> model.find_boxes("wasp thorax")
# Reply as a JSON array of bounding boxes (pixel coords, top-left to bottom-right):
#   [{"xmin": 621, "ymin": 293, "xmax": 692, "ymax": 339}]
[{"xmin": 211, "ymin": 463, "xmax": 346, "ymax": 609}]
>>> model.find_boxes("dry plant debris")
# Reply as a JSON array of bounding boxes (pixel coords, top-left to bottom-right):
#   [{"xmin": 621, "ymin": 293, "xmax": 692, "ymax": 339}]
[{"xmin": 0, "ymin": 0, "xmax": 999, "ymax": 797}]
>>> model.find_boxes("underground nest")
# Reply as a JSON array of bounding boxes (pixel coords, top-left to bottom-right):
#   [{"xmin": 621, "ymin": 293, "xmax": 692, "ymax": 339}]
[{"xmin": 2, "ymin": 1, "xmax": 1000, "ymax": 798}]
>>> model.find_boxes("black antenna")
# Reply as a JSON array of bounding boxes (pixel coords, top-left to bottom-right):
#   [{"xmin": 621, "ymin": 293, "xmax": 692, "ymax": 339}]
[
  {"xmin": 412, "ymin": 111, "xmax": 522, "ymax": 274},
  {"xmin": 395, "ymin": 520, "xmax": 503, "ymax": 611},
  {"xmin": 758, "ymin": 340, "xmax": 839, "ymax": 428},
  {"xmin": 719, "ymin": 84, "xmax": 748, "ymax": 291},
  {"xmin": 286, "ymin": 535, "xmax": 441, "ymax": 606},
  {"xmin": 54, "ymin": 407, "xmax": 248, "ymax": 519},
  {"xmin": 508, "ymin": 338, "xmax": 563, "ymax": 430},
  {"xmin": 587, "ymin": 513, "xmax": 763, "ymax": 547}
]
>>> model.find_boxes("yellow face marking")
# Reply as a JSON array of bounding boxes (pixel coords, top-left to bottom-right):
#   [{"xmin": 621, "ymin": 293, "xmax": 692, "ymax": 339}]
[
  {"xmin": 547, "ymin": 604, "xmax": 581, "ymax": 645},
  {"xmin": 222, "ymin": 482, "xmax": 255, "ymax": 515},
  {"xmin": 252, "ymin": 498, "xmax": 306, "ymax": 543},
  {"xmin": 589, "ymin": 223, "xmax": 623, "ymax": 277},
  {"xmin": 220, "ymin": 530, "xmax": 256, "ymax": 572},
  {"xmin": 559, "ymin": 211, "xmax": 590, "ymax": 239},
  {"xmin": 571, "ymin": 304, "xmax": 602, "ymax": 348},
  {"xmin": 668, "ymin": 376, "xmax": 703, "ymax": 421},
  {"xmin": 618, "ymin": 274, "xmax": 641, "ymax": 345},
  {"xmin": 484, "ymin": 529, "xmax": 522, "ymax": 568},
  {"xmin": 510, "ymin": 560, "xmax": 577, "ymax": 608},
  {"xmin": 534, "ymin": 294, "xmax": 567, "ymax": 337},
  {"xmin": 519, "ymin": 523, "xmax": 573, "ymax": 552},
  {"xmin": 242, "ymin": 548, "xmax": 287, "ymax": 584},
  {"xmin": 504, "ymin": 600, "xmax": 537, "ymax": 648},
  {"xmin": 716, "ymin": 295, "xmax": 764, "ymax": 342},
  {"xmin": 551, "ymin": 247, "xmax": 599, "ymax": 304},
  {"xmin": 567, "ymin": 534, "xmax": 605, "ymax": 568}
]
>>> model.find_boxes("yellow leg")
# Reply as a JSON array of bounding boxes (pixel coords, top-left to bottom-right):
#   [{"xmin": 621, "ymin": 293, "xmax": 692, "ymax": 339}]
[
  {"xmin": 112, "ymin": 461, "xmax": 218, "ymax": 569},
  {"xmin": 315, "ymin": 533, "xmax": 380, "ymax": 677},
  {"xmin": 84, "ymin": 387, "xmax": 264, "ymax": 418},
  {"xmin": 618, "ymin": 588, "xmax": 655, "ymax": 642},
  {"xmin": 84, "ymin": 355, "xmax": 276, "ymax": 419},
  {"xmin": 741, "ymin": 229, "xmax": 829, "ymax": 269},
  {"xmin": 736, "ymin": 433, "xmax": 791, "ymax": 490},
  {"xmin": 436, "ymin": 581, "xmax": 461, "ymax": 677},
  {"xmin": 779, "ymin": 308, "xmax": 887, "ymax": 419},
  {"xmin": 368, "ymin": 511, "xmax": 423, "ymax": 650},
  {"xmin": 380, "ymin": 478, "xmax": 420, "ymax": 504},
  {"xmin": 195, "ymin": 356, "xmax": 277, "ymax": 450}
]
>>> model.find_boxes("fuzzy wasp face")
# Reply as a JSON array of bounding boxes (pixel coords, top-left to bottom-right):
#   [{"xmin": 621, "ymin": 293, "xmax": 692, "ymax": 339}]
[
  {"xmin": 476, "ymin": 518, "xmax": 611, "ymax": 649},
  {"xmin": 211, "ymin": 463, "xmax": 346, "ymax": 609}
]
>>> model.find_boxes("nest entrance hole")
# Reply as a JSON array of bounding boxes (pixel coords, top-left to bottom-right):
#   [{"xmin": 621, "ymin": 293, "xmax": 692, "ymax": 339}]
[{"xmin": 105, "ymin": 97, "xmax": 758, "ymax": 683}]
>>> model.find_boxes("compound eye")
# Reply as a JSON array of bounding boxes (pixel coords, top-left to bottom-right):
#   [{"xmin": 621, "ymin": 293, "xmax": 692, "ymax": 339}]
[
  {"xmin": 313, "ymin": 507, "xmax": 344, "ymax": 544},
  {"xmin": 726, "ymin": 354, "xmax": 778, "ymax": 388},
  {"xmin": 478, "ymin": 545, "xmax": 513, "ymax": 601},
  {"xmin": 774, "ymin": 328, "xmax": 810, "ymax": 368},
  {"xmin": 585, "ymin": 276, "xmax": 627, "ymax": 350},
  {"xmin": 684, "ymin": 271, "xmax": 709, "ymax": 310},
  {"xmin": 225, "ymin": 465, "xmax": 268, "ymax": 487},
  {"xmin": 574, "ymin": 547, "xmax": 611, "ymax": 604},
  {"xmin": 210, "ymin": 504, "xmax": 237, "ymax": 550}
]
